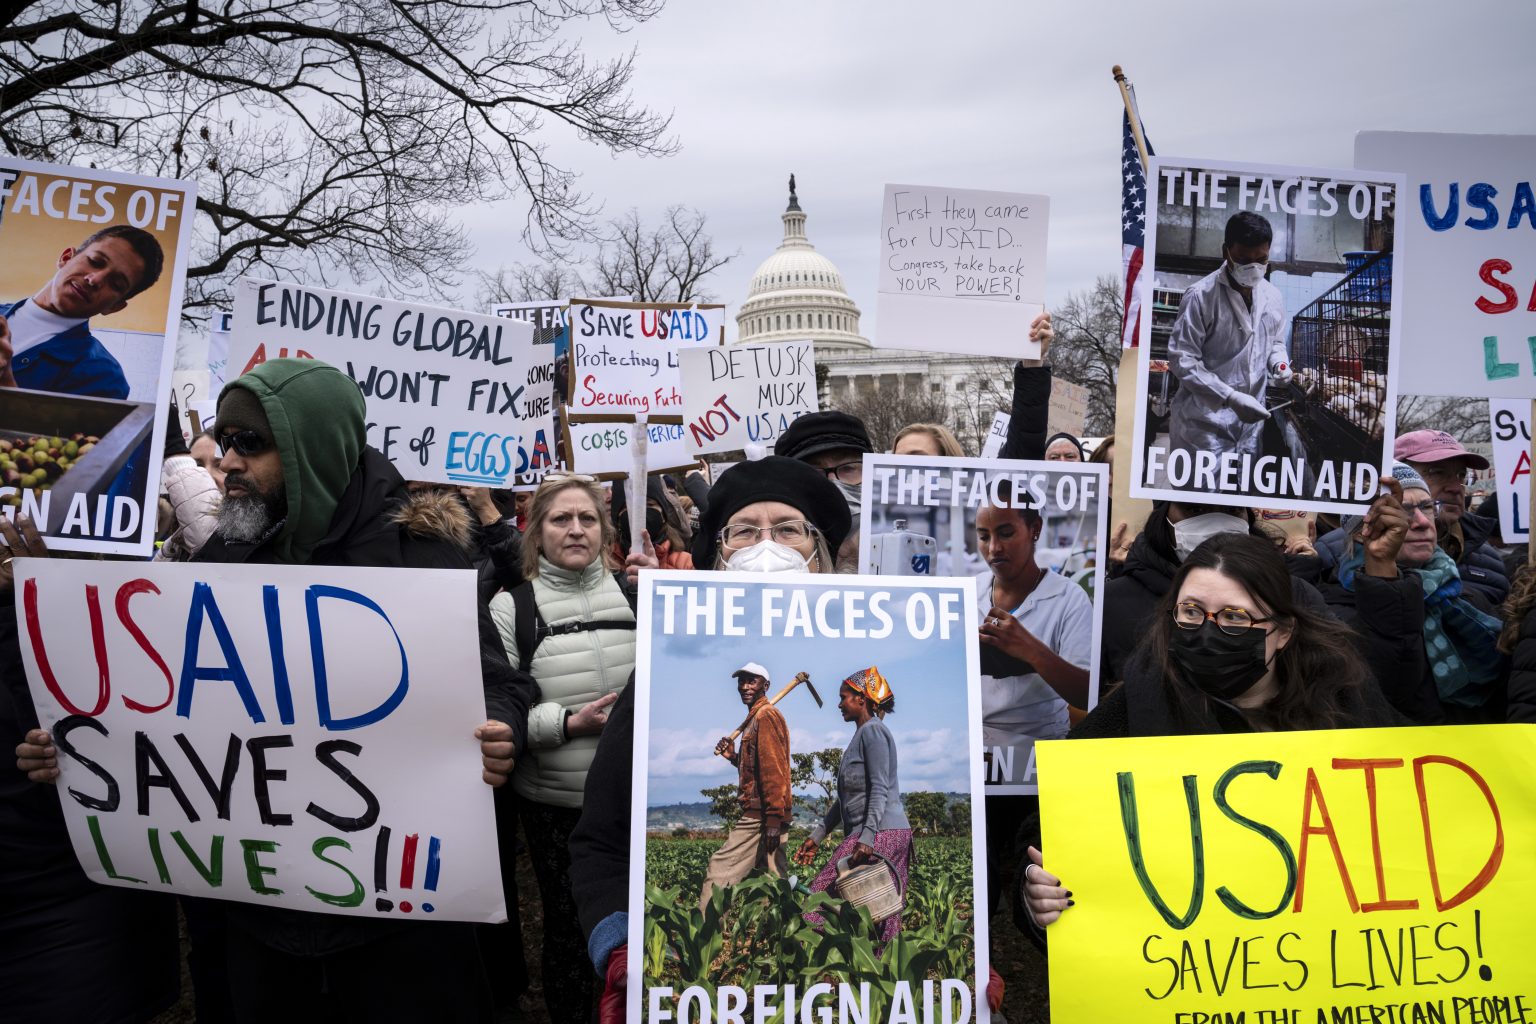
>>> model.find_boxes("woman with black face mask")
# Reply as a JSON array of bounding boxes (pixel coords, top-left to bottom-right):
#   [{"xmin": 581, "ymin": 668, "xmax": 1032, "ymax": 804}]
[{"xmin": 1013, "ymin": 532, "xmax": 1402, "ymax": 942}]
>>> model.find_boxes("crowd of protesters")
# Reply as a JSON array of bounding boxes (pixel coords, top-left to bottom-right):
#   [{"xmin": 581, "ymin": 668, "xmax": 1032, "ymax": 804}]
[{"xmin": 4, "ymin": 312, "xmax": 1534, "ymax": 1023}]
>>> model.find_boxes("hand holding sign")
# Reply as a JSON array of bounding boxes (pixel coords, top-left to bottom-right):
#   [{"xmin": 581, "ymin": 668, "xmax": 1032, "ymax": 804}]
[
  {"xmin": 1022, "ymin": 845, "xmax": 1071, "ymax": 927},
  {"xmin": 623, "ymin": 529, "xmax": 659, "ymax": 587},
  {"xmin": 1360, "ymin": 476, "xmax": 1410, "ymax": 576},
  {"xmin": 1020, "ymin": 311, "xmax": 1054, "ymax": 368},
  {"xmin": 15, "ymin": 728, "xmax": 57, "ymax": 783},
  {"xmin": 476, "ymin": 719, "xmax": 518, "ymax": 787},
  {"xmin": 0, "ymin": 513, "xmax": 48, "ymax": 592}
]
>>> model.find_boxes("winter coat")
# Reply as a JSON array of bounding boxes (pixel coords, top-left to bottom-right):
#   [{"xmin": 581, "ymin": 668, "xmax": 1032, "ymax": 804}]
[
  {"xmin": 1001, "ymin": 363, "xmax": 1051, "ymax": 462},
  {"xmin": 1311, "ymin": 570, "xmax": 1441, "ymax": 722},
  {"xmin": 154, "ymin": 454, "xmax": 221, "ymax": 561},
  {"xmin": 1509, "ymin": 604, "xmax": 1536, "ymax": 724},
  {"xmin": 568, "ymin": 680, "xmax": 635, "ymax": 975},
  {"xmin": 489, "ymin": 557, "xmax": 636, "ymax": 808},
  {"xmin": 1314, "ymin": 512, "xmax": 1511, "ymax": 607}
]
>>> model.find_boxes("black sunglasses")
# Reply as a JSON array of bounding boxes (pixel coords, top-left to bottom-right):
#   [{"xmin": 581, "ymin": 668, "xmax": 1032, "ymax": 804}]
[{"xmin": 217, "ymin": 430, "xmax": 272, "ymax": 458}]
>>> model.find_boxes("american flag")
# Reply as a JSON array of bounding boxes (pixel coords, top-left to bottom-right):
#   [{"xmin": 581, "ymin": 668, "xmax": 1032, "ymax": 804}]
[{"xmin": 1120, "ymin": 94, "xmax": 1153, "ymax": 348}]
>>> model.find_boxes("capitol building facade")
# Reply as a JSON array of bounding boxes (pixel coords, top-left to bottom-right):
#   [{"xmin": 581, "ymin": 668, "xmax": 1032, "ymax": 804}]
[{"xmin": 732, "ymin": 177, "xmax": 1014, "ymax": 424}]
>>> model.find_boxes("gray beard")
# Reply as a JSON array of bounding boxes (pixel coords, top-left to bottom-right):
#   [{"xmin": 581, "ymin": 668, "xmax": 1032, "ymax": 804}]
[{"xmin": 215, "ymin": 493, "xmax": 279, "ymax": 543}]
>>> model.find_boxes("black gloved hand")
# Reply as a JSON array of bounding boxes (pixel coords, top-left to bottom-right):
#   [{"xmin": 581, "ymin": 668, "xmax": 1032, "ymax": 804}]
[{"xmin": 164, "ymin": 402, "xmax": 191, "ymax": 459}]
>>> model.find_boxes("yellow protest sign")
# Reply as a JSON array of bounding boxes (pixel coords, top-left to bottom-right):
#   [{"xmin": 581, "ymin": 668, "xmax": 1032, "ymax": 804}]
[{"xmin": 1038, "ymin": 725, "xmax": 1536, "ymax": 1024}]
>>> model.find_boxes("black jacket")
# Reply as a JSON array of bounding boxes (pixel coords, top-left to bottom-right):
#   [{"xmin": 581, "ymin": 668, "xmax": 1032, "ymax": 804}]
[
  {"xmin": 1000, "ymin": 363, "xmax": 1051, "ymax": 462},
  {"xmin": 1510, "ymin": 605, "xmax": 1536, "ymax": 725},
  {"xmin": 194, "ymin": 447, "xmax": 534, "ymax": 956},
  {"xmin": 568, "ymin": 678, "xmax": 635, "ymax": 951}
]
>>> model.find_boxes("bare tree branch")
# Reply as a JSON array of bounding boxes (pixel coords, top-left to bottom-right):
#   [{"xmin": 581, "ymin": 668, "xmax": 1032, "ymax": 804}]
[{"xmin": 0, "ymin": 0, "xmax": 676, "ymax": 321}]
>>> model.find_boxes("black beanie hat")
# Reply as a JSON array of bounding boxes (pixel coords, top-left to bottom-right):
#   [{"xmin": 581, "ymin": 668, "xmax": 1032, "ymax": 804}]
[
  {"xmin": 692, "ymin": 456, "xmax": 852, "ymax": 568},
  {"xmin": 212, "ymin": 385, "xmax": 274, "ymax": 445},
  {"xmin": 773, "ymin": 410, "xmax": 873, "ymax": 462}
]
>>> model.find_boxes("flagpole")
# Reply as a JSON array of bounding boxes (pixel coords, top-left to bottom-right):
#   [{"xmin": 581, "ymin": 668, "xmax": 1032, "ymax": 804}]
[{"xmin": 1112, "ymin": 65, "xmax": 1151, "ymax": 174}]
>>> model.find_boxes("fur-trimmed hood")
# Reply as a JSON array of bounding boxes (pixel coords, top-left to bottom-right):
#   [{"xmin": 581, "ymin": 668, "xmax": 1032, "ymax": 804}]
[{"xmin": 391, "ymin": 488, "xmax": 476, "ymax": 551}]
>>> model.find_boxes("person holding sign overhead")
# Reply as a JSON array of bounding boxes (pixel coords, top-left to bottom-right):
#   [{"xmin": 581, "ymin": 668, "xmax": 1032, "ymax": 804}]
[{"xmin": 1166, "ymin": 212, "xmax": 1289, "ymax": 459}]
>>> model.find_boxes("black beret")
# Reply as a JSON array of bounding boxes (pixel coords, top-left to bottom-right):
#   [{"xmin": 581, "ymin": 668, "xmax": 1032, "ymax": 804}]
[
  {"xmin": 692, "ymin": 456, "xmax": 852, "ymax": 568},
  {"xmin": 773, "ymin": 410, "xmax": 872, "ymax": 462}
]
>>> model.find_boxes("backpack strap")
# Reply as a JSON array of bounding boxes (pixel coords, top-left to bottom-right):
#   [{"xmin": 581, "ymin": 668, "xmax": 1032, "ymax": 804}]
[
  {"xmin": 613, "ymin": 570, "xmax": 638, "ymax": 612},
  {"xmin": 511, "ymin": 575, "xmax": 638, "ymax": 674}
]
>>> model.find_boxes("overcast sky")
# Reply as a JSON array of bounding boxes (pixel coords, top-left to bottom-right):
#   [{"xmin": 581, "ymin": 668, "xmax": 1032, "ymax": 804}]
[{"xmin": 457, "ymin": 0, "xmax": 1536, "ymax": 343}]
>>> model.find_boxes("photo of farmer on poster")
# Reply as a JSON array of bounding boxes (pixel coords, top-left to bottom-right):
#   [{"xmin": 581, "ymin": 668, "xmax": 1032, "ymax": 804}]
[
  {"xmin": 0, "ymin": 157, "xmax": 196, "ymax": 555},
  {"xmin": 860, "ymin": 454, "xmax": 1106, "ymax": 794},
  {"xmin": 630, "ymin": 571, "xmax": 988, "ymax": 1023},
  {"xmin": 1130, "ymin": 158, "xmax": 1404, "ymax": 515}
]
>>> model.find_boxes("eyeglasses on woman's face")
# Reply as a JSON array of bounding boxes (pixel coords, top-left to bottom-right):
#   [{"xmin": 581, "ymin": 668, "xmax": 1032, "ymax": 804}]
[
  {"xmin": 719, "ymin": 520, "xmax": 818, "ymax": 550},
  {"xmin": 1173, "ymin": 601, "xmax": 1274, "ymax": 635}
]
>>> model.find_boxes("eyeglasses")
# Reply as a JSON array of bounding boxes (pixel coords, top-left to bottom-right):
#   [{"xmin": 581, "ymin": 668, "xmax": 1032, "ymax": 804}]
[
  {"xmin": 818, "ymin": 461, "xmax": 863, "ymax": 485},
  {"xmin": 1173, "ymin": 601, "xmax": 1274, "ymax": 635},
  {"xmin": 719, "ymin": 520, "xmax": 819, "ymax": 550},
  {"xmin": 536, "ymin": 469, "xmax": 598, "ymax": 490},
  {"xmin": 217, "ymin": 430, "xmax": 272, "ymax": 458},
  {"xmin": 1401, "ymin": 499, "xmax": 1443, "ymax": 520}
]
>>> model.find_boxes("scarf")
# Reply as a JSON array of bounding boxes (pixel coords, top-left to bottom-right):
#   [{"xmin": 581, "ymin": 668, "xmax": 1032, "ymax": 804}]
[{"xmin": 1340, "ymin": 548, "xmax": 1504, "ymax": 708}]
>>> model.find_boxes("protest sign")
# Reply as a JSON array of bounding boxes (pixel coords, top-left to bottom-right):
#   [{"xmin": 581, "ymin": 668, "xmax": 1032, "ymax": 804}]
[
  {"xmin": 490, "ymin": 298, "xmax": 566, "ymax": 334},
  {"xmin": 228, "ymin": 279, "xmax": 555, "ymax": 488},
  {"xmin": 565, "ymin": 298, "xmax": 724, "ymax": 421},
  {"xmin": 630, "ymin": 571, "xmax": 988, "ymax": 1023},
  {"xmin": 678, "ymin": 339, "xmax": 817, "ymax": 456},
  {"xmin": 1038, "ymin": 724, "xmax": 1536, "ymax": 1024},
  {"xmin": 876, "ymin": 183, "xmax": 1048, "ymax": 359},
  {"xmin": 979, "ymin": 412, "xmax": 1010, "ymax": 459},
  {"xmin": 1048, "ymin": 379, "xmax": 1089, "ymax": 439},
  {"xmin": 208, "ymin": 310, "xmax": 232, "ymax": 394},
  {"xmin": 1355, "ymin": 132, "xmax": 1536, "ymax": 399},
  {"xmin": 861, "ymin": 454, "xmax": 1106, "ymax": 794},
  {"xmin": 1489, "ymin": 399, "xmax": 1530, "ymax": 544},
  {"xmin": 14, "ymin": 559, "xmax": 505, "ymax": 922},
  {"xmin": 0, "ymin": 158, "xmax": 197, "ymax": 556},
  {"xmin": 1129, "ymin": 158, "xmax": 1405, "ymax": 515},
  {"xmin": 562, "ymin": 419, "xmax": 697, "ymax": 479}
]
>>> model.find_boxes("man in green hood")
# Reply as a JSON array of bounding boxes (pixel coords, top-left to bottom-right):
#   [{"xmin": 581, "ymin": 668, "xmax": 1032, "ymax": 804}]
[{"xmin": 197, "ymin": 358, "xmax": 530, "ymax": 1020}]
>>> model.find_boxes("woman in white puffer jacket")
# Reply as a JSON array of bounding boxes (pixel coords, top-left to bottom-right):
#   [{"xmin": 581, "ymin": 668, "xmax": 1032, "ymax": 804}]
[{"xmin": 487, "ymin": 473, "xmax": 656, "ymax": 1022}]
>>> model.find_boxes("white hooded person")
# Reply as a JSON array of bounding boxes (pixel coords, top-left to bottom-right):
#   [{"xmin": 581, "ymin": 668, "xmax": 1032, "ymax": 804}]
[{"xmin": 1166, "ymin": 210, "xmax": 1289, "ymax": 459}]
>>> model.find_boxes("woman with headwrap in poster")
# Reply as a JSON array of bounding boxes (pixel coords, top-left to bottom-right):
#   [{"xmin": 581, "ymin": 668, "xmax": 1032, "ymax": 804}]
[{"xmin": 794, "ymin": 666, "xmax": 913, "ymax": 944}]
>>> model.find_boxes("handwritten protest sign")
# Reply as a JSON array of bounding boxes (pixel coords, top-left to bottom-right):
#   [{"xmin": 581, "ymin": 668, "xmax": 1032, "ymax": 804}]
[
  {"xmin": 0, "ymin": 158, "xmax": 197, "ymax": 556},
  {"xmin": 980, "ymin": 411, "xmax": 1010, "ymax": 459},
  {"xmin": 14, "ymin": 560, "xmax": 505, "ymax": 922},
  {"xmin": 1489, "ymin": 399, "xmax": 1530, "ymax": 544},
  {"xmin": 563, "ymin": 419, "xmax": 696, "ymax": 479},
  {"xmin": 1356, "ymin": 132, "xmax": 1536, "ymax": 399},
  {"xmin": 678, "ymin": 340, "xmax": 817, "ymax": 456},
  {"xmin": 1038, "ymin": 725, "xmax": 1536, "ymax": 1024},
  {"xmin": 630, "ymin": 571, "xmax": 988, "ymax": 1023},
  {"xmin": 861, "ymin": 454, "xmax": 1106, "ymax": 794},
  {"xmin": 876, "ymin": 183, "xmax": 1048, "ymax": 358},
  {"xmin": 1049, "ymin": 379, "xmax": 1089, "ymax": 438},
  {"xmin": 228, "ymin": 279, "xmax": 554, "ymax": 488},
  {"xmin": 1130, "ymin": 158, "xmax": 1405, "ymax": 515},
  {"xmin": 565, "ymin": 299, "xmax": 724, "ymax": 421}
]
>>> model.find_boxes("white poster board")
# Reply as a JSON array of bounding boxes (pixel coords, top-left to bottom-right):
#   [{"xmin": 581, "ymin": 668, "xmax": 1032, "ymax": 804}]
[
  {"xmin": 565, "ymin": 299, "xmax": 724, "ymax": 421},
  {"xmin": 629, "ymin": 571, "xmax": 988, "ymax": 1023},
  {"xmin": 563, "ymin": 419, "xmax": 696, "ymax": 479},
  {"xmin": 876, "ymin": 183, "xmax": 1048, "ymax": 358},
  {"xmin": 1130, "ymin": 157, "xmax": 1405, "ymax": 515},
  {"xmin": 1490, "ymin": 399, "xmax": 1531, "ymax": 544},
  {"xmin": 13, "ymin": 560, "xmax": 505, "ymax": 922},
  {"xmin": 1355, "ymin": 132, "xmax": 1536, "ymax": 399},
  {"xmin": 1048, "ymin": 378, "xmax": 1089, "ymax": 438},
  {"xmin": 0, "ymin": 157, "xmax": 198, "ymax": 556},
  {"xmin": 228, "ymin": 279, "xmax": 553, "ymax": 488},
  {"xmin": 979, "ymin": 411, "xmax": 1010, "ymax": 459},
  {"xmin": 208, "ymin": 310, "xmax": 232, "ymax": 393},
  {"xmin": 678, "ymin": 340, "xmax": 817, "ymax": 456},
  {"xmin": 859, "ymin": 454, "xmax": 1106, "ymax": 794}
]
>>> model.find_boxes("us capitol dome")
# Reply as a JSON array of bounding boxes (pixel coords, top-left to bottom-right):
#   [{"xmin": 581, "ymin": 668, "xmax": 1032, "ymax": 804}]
[{"xmin": 735, "ymin": 174, "xmax": 869, "ymax": 352}]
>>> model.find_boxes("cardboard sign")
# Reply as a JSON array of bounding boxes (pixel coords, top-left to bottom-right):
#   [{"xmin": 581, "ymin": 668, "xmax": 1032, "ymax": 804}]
[
  {"xmin": 876, "ymin": 183, "xmax": 1048, "ymax": 358},
  {"xmin": 562, "ymin": 419, "xmax": 696, "ymax": 480},
  {"xmin": 979, "ymin": 411, "xmax": 1010, "ymax": 459},
  {"xmin": 1048, "ymin": 378, "xmax": 1089, "ymax": 438},
  {"xmin": 860, "ymin": 454, "xmax": 1107, "ymax": 794},
  {"xmin": 227, "ymin": 279, "xmax": 555, "ymax": 488},
  {"xmin": 13, "ymin": 560, "xmax": 505, "ymax": 923},
  {"xmin": 629, "ymin": 571, "xmax": 989, "ymax": 1023},
  {"xmin": 565, "ymin": 299, "xmax": 724, "ymax": 421},
  {"xmin": 1490, "ymin": 399, "xmax": 1531, "ymax": 543},
  {"xmin": 1356, "ymin": 132, "xmax": 1536, "ymax": 399},
  {"xmin": 678, "ymin": 340, "xmax": 817, "ymax": 456},
  {"xmin": 0, "ymin": 158, "xmax": 197, "ymax": 556},
  {"xmin": 1130, "ymin": 158, "xmax": 1405, "ymax": 515},
  {"xmin": 1038, "ymin": 725, "xmax": 1536, "ymax": 1023}
]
